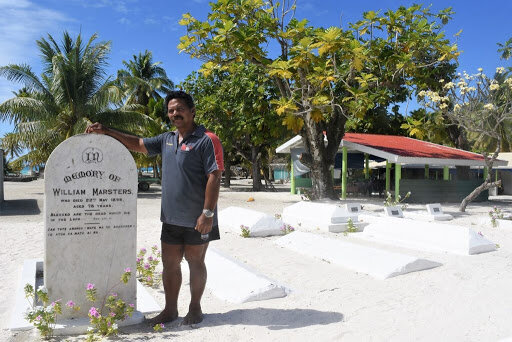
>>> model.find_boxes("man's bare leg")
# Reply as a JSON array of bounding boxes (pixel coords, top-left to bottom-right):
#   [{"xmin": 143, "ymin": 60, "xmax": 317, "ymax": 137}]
[
  {"xmin": 182, "ymin": 243, "xmax": 209, "ymax": 324},
  {"xmin": 148, "ymin": 242, "xmax": 184, "ymax": 324}
]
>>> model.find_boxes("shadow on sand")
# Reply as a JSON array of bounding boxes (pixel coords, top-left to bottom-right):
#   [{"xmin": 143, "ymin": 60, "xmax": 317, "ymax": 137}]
[
  {"xmin": 201, "ymin": 308, "xmax": 344, "ymax": 330},
  {"xmin": 0, "ymin": 199, "xmax": 41, "ymax": 216}
]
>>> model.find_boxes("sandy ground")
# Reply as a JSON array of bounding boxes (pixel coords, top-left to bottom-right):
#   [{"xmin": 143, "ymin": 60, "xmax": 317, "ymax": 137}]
[{"xmin": 1, "ymin": 178, "xmax": 512, "ymax": 341}]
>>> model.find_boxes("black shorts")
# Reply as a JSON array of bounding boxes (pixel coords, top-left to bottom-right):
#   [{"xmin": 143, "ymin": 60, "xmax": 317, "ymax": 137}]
[{"xmin": 161, "ymin": 223, "xmax": 220, "ymax": 245}]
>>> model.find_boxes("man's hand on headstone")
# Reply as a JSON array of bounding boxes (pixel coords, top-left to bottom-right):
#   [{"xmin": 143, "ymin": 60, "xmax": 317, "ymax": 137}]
[{"xmin": 85, "ymin": 122, "xmax": 108, "ymax": 134}]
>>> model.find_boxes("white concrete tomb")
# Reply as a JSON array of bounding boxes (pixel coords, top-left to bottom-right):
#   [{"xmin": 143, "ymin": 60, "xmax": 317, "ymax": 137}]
[
  {"xmin": 357, "ymin": 215, "xmax": 497, "ymax": 255},
  {"xmin": 44, "ymin": 134, "xmax": 138, "ymax": 321},
  {"xmin": 403, "ymin": 203, "xmax": 453, "ymax": 222},
  {"xmin": 274, "ymin": 232, "xmax": 441, "ymax": 279},
  {"xmin": 282, "ymin": 201, "xmax": 363, "ymax": 233},
  {"xmin": 218, "ymin": 206, "xmax": 284, "ymax": 237},
  {"xmin": 425, "ymin": 203, "xmax": 453, "ymax": 221},
  {"xmin": 205, "ymin": 248, "xmax": 290, "ymax": 303}
]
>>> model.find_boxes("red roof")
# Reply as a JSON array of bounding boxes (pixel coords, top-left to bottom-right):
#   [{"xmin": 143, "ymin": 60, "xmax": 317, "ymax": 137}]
[{"xmin": 343, "ymin": 133, "xmax": 484, "ymax": 161}]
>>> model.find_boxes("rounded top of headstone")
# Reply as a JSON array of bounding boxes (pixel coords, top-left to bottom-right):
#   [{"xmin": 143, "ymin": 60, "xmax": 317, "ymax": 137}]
[{"xmin": 46, "ymin": 134, "xmax": 136, "ymax": 171}]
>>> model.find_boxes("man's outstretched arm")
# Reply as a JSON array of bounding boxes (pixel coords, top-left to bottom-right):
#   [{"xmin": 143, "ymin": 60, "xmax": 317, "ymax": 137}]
[{"xmin": 85, "ymin": 122, "xmax": 147, "ymax": 154}]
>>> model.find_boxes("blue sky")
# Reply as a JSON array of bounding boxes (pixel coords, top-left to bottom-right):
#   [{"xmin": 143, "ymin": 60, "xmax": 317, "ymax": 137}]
[{"xmin": 1, "ymin": 0, "xmax": 511, "ymax": 139}]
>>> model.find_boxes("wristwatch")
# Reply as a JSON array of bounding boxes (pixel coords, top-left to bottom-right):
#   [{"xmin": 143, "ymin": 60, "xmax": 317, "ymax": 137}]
[{"xmin": 202, "ymin": 209, "xmax": 214, "ymax": 218}]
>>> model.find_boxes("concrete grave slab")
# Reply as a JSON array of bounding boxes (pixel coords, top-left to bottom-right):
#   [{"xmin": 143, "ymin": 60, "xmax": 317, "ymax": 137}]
[
  {"xmin": 425, "ymin": 203, "xmax": 453, "ymax": 221},
  {"xmin": 218, "ymin": 206, "xmax": 284, "ymax": 237},
  {"xmin": 205, "ymin": 248, "xmax": 290, "ymax": 303},
  {"xmin": 282, "ymin": 201, "xmax": 363, "ymax": 233},
  {"xmin": 274, "ymin": 232, "xmax": 441, "ymax": 279},
  {"xmin": 44, "ymin": 134, "xmax": 137, "ymax": 321},
  {"xmin": 383, "ymin": 206, "xmax": 403, "ymax": 218},
  {"xmin": 10, "ymin": 259, "xmax": 160, "ymax": 335},
  {"xmin": 357, "ymin": 215, "xmax": 496, "ymax": 255},
  {"xmin": 403, "ymin": 203, "xmax": 453, "ymax": 221}
]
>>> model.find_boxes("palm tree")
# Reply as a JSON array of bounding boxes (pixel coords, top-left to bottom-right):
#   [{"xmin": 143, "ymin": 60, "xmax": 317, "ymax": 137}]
[
  {"xmin": 0, "ymin": 31, "xmax": 146, "ymax": 166},
  {"xmin": 117, "ymin": 50, "xmax": 174, "ymax": 107}
]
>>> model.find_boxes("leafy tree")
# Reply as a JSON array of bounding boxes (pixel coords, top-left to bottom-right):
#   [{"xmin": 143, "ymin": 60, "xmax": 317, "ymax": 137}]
[
  {"xmin": 117, "ymin": 50, "xmax": 174, "ymax": 107},
  {"xmin": 182, "ymin": 63, "xmax": 290, "ymax": 190},
  {"xmin": 418, "ymin": 67, "xmax": 512, "ymax": 211},
  {"xmin": 177, "ymin": 1, "xmax": 459, "ymax": 199},
  {"xmin": 0, "ymin": 32, "xmax": 144, "ymax": 166},
  {"xmin": 131, "ymin": 97, "xmax": 168, "ymax": 178},
  {"xmin": 498, "ymin": 37, "xmax": 512, "ymax": 61}
]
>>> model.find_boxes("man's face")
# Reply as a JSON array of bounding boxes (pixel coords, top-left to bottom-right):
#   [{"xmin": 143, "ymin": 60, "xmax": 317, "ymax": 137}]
[{"xmin": 167, "ymin": 98, "xmax": 195, "ymax": 130}]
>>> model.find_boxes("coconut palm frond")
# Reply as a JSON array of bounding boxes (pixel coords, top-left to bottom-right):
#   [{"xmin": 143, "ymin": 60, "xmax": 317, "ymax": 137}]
[{"xmin": 0, "ymin": 64, "xmax": 50, "ymax": 95}]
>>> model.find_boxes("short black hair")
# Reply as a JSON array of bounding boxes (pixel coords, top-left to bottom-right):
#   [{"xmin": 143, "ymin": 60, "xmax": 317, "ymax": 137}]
[{"xmin": 164, "ymin": 90, "xmax": 195, "ymax": 111}]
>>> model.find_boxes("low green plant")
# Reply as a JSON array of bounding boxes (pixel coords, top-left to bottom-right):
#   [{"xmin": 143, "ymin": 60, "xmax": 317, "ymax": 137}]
[
  {"xmin": 136, "ymin": 245, "xmax": 162, "ymax": 287},
  {"xmin": 489, "ymin": 206, "xmax": 504, "ymax": 228},
  {"xmin": 383, "ymin": 191, "xmax": 411, "ymax": 210},
  {"xmin": 343, "ymin": 218, "xmax": 358, "ymax": 236},
  {"xmin": 240, "ymin": 225, "xmax": 251, "ymax": 238},
  {"xmin": 280, "ymin": 224, "xmax": 295, "ymax": 234},
  {"xmin": 153, "ymin": 322, "xmax": 165, "ymax": 332},
  {"xmin": 24, "ymin": 285, "xmax": 63, "ymax": 339},
  {"xmin": 85, "ymin": 269, "xmax": 135, "ymax": 341}
]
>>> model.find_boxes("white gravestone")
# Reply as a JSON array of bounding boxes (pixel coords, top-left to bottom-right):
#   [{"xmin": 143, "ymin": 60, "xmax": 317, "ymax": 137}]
[
  {"xmin": 383, "ymin": 206, "xmax": 403, "ymax": 218},
  {"xmin": 218, "ymin": 206, "xmax": 284, "ymax": 237},
  {"xmin": 45, "ymin": 134, "xmax": 137, "ymax": 320},
  {"xmin": 282, "ymin": 201, "xmax": 362, "ymax": 233},
  {"xmin": 274, "ymin": 232, "xmax": 441, "ymax": 279},
  {"xmin": 425, "ymin": 203, "xmax": 453, "ymax": 221},
  {"xmin": 356, "ymin": 216, "xmax": 497, "ymax": 255}
]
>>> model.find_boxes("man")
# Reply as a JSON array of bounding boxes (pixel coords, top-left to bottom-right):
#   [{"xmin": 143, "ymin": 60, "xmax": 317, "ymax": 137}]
[{"xmin": 86, "ymin": 90, "xmax": 224, "ymax": 325}]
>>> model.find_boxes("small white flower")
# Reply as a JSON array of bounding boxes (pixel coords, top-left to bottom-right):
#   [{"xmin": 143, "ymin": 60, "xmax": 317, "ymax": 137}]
[
  {"xmin": 37, "ymin": 286, "xmax": 48, "ymax": 294},
  {"xmin": 490, "ymin": 83, "xmax": 499, "ymax": 91},
  {"xmin": 418, "ymin": 90, "xmax": 426, "ymax": 97},
  {"xmin": 87, "ymin": 327, "xmax": 94, "ymax": 332},
  {"xmin": 478, "ymin": 67, "xmax": 483, "ymax": 72},
  {"xmin": 112, "ymin": 323, "xmax": 118, "ymax": 330},
  {"xmin": 483, "ymin": 103, "xmax": 495, "ymax": 110},
  {"xmin": 454, "ymin": 104, "xmax": 461, "ymax": 111},
  {"xmin": 439, "ymin": 79, "xmax": 445, "ymax": 83},
  {"xmin": 443, "ymin": 82, "xmax": 454, "ymax": 89},
  {"xmin": 496, "ymin": 67, "xmax": 505, "ymax": 74},
  {"xmin": 439, "ymin": 103, "xmax": 448, "ymax": 109},
  {"xmin": 44, "ymin": 306, "xmax": 54, "ymax": 313}
]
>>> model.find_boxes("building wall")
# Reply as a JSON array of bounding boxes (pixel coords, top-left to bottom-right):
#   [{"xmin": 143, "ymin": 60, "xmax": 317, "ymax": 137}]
[
  {"xmin": 400, "ymin": 179, "xmax": 488, "ymax": 203},
  {"xmin": 499, "ymin": 170, "xmax": 512, "ymax": 195}
]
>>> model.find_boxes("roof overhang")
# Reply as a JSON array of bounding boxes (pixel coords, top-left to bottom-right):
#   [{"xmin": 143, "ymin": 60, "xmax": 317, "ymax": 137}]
[{"xmin": 276, "ymin": 135, "xmax": 508, "ymax": 167}]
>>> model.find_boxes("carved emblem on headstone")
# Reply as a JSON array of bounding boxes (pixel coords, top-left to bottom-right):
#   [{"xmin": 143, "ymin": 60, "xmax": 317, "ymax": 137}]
[{"xmin": 82, "ymin": 147, "xmax": 103, "ymax": 163}]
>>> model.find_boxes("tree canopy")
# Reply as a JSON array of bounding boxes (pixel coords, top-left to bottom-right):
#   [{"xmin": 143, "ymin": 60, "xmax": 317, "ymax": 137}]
[
  {"xmin": 178, "ymin": 0, "xmax": 459, "ymax": 199},
  {"xmin": 0, "ymin": 32, "xmax": 144, "ymax": 167}
]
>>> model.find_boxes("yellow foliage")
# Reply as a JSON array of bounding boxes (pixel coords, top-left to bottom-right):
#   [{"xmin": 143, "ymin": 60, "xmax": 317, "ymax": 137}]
[
  {"xmin": 199, "ymin": 61, "xmax": 216, "ymax": 77},
  {"xmin": 311, "ymin": 95, "xmax": 330, "ymax": 106},
  {"xmin": 283, "ymin": 114, "xmax": 304, "ymax": 132},
  {"xmin": 310, "ymin": 108, "xmax": 323, "ymax": 122}
]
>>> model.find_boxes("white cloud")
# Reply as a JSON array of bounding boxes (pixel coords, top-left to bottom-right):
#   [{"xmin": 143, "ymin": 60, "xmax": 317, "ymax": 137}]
[
  {"xmin": 118, "ymin": 17, "xmax": 131, "ymax": 25},
  {"xmin": 144, "ymin": 18, "xmax": 158, "ymax": 25},
  {"xmin": 71, "ymin": 0, "xmax": 133, "ymax": 13},
  {"xmin": 0, "ymin": 0, "xmax": 71, "ymax": 116}
]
